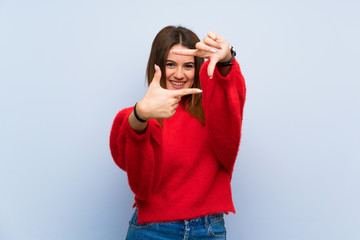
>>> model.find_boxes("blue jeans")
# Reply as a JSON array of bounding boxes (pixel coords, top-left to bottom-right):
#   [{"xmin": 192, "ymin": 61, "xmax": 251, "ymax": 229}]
[{"xmin": 125, "ymin": 207, "xmax": 226, "ymax": 239}]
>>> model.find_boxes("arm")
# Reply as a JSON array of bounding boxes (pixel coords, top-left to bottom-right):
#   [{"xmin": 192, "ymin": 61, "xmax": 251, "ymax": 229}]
[
  {"xmin": 201, "ymin": 58, "xmax": 246, "ymax": 177},
  {"xmin": 217, "ymin": 65, "xmax": 232, "ymax": 77},
  {"xmin": 109, "ymin": 107, "xmax": 163, "ymax": 200},
  {"xmin": 128, "ymin": 110, "xmax": 148, "ymax": 134},
  {"xmin": 171, "ymin": 31, "xmax": 246, "ymax": 177}
]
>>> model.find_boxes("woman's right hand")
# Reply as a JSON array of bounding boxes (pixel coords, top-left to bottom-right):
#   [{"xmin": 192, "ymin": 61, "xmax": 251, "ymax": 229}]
[{"xmin": 136, "ymin": 65, "xmax": 202, "ymax": 120}]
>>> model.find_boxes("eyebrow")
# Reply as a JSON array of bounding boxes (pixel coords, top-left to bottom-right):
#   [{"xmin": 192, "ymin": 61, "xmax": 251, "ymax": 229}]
[{"xmin": 166, "ymin": 60, "xmax": 195, "ymax": 65}]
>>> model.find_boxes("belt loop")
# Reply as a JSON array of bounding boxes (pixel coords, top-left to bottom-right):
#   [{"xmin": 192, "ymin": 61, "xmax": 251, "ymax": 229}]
[{"xmin": 204, "ymin": 215, "xmax": 209, "ymax": 229}]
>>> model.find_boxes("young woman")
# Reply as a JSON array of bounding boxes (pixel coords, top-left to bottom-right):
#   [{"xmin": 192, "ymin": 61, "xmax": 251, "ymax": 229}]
[{"xmin": 110, "ymin": 26, "xmax": 246, "ymax": 239}]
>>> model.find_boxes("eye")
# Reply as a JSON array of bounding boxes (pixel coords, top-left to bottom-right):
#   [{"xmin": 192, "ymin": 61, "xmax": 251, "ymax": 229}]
[
  {"xmin": 166, "ymin": 62, "xmax": 176, "ymax": 68},
  {"xmin": 184, "ymin": 64, "xmax": 195, "ymax": 69}
]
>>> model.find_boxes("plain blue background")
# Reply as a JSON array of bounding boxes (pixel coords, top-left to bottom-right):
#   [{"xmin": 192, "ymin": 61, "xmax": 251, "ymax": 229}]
[{"xmin": 1, "ymin": 0, "xmax": 359, "ymax": 239}]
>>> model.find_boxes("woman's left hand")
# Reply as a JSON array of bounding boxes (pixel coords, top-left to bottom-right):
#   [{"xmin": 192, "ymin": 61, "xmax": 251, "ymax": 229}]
[{"xmin": 171, "ymin": 31, "xmax": 232, "ymax": 78}]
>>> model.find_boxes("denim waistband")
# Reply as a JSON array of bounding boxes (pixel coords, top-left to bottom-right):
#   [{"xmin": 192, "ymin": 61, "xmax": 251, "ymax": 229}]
[
  {"xmin": 183, "ymin": 212, "xmax": 224, "ymax": 227},
  {"xmin": 134, "ymin": 206, "xmax": 224, "ymax": 226}
]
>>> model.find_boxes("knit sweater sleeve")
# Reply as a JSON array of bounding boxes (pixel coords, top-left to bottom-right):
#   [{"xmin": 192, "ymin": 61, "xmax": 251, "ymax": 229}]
[
  {"xmin": 109, "ymin": 107, "xmax": 163, "ymax": 200},
  {"xmin": 200, "ymin": 58, "xmax": 246, "ymax": 177}
]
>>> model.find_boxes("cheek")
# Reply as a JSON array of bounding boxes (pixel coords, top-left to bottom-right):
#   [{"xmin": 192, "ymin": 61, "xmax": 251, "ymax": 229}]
[
  {"xmin": 165, "ymin": 68, "xmax": 172, "ymax": 79},
  {"xmin": 187, "ymin": 71, "xmax": 195, "ymax": 85}
]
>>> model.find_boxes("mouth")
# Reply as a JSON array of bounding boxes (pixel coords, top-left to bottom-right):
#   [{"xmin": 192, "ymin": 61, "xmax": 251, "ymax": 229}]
[{"xmin": 169, "ymin": 80, "xmax": 186, "ymax": 89}]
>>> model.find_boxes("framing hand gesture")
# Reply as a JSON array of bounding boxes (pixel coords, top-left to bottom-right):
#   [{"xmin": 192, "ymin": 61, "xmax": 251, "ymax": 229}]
[
  {"xmin": 136, "ymin": 65, "xmax": 202, "ymax": 120},
  {"xmin": 171, "ymin": 31, "xmax": 233, "ymax": 79}
]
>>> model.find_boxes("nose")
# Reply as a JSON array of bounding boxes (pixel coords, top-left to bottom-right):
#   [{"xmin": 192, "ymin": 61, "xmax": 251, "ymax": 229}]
[{"xmin": 174, "ymin": 67, "xmax": 184, "ymax": 79}]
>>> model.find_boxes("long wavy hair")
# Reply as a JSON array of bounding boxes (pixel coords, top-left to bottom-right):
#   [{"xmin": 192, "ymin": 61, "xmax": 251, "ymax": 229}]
[{"xmin": 146, "ymin": 26, "xmax": 205, "ymax": 125}]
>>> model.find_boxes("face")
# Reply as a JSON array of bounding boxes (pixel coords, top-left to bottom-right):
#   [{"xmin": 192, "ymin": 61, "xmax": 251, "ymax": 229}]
[{"xmin": 165, "ymin": 44, "xmax": 195, "ymax": 90}]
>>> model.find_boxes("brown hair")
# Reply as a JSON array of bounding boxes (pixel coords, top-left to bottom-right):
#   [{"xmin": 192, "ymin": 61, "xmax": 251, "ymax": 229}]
[{"xmin": 146, "ymin": 26, "xmax": 205, "ymax": 125}]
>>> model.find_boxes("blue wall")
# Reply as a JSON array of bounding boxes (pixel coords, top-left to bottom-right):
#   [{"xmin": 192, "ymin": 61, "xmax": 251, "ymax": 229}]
[{"xmin": 1, "ymin": 0, "xmax": 359, "ymax": 239}]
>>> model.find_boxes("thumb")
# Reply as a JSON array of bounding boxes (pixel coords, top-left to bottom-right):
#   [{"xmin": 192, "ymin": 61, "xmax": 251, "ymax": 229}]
[
  {"xmin": 207, "ymin": 58, "xmax": 217, "ymax": 79},
  {"xmin": 151, "ymin": 64, "xmax": 162, "ymax": 86}
]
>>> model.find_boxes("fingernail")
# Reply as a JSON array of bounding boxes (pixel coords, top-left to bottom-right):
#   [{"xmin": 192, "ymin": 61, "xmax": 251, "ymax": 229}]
[
  {"xmin": 218, "ymin": 46, "xmax": 222, "ymax": 50},
  {"xmin": 196, "ymin": 89, "xmax": 202, "ymax": 93},
  {"xmin": 210, "ymin": 48, "xmax": 217, "ymax": 53}
]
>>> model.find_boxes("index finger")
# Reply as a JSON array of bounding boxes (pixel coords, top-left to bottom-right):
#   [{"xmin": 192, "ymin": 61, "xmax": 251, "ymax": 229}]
[
  {"xmin": 170, "ymin": 88, "xmax": 202, "ymax": 97},
  {"xmin": 171, "ymin": 49, "xmax": 198, "ymax": 56}
]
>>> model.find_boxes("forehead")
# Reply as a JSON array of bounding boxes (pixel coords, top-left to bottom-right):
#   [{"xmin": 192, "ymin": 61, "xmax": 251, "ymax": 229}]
[{"xmin": 167, "ymin": 44, "xmax": 194, "ymax": 63}]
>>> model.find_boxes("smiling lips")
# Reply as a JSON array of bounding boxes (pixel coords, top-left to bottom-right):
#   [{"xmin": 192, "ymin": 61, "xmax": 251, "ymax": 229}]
[{"xmin": 169, "ymin": 80, "xmax": 186, "ymax": 89}]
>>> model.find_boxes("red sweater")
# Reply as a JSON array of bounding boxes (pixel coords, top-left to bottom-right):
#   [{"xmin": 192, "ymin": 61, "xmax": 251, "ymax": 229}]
[{"xmin": 110, "ymin": 59, "xmax": 246, "ymax": 224}]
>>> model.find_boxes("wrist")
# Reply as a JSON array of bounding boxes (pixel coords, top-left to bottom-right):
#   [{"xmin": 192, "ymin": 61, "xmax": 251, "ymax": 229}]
[
  {"xmin": 217, "ymin": 46, "xmax": 236, "ymax": 66},
  {"xmin": 220, "ymin": 52, "xmax": 233, "ymax": 63},
  {"xmin": 134, "ymin": 101, "xmax": 149, "ymax": 122}
]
